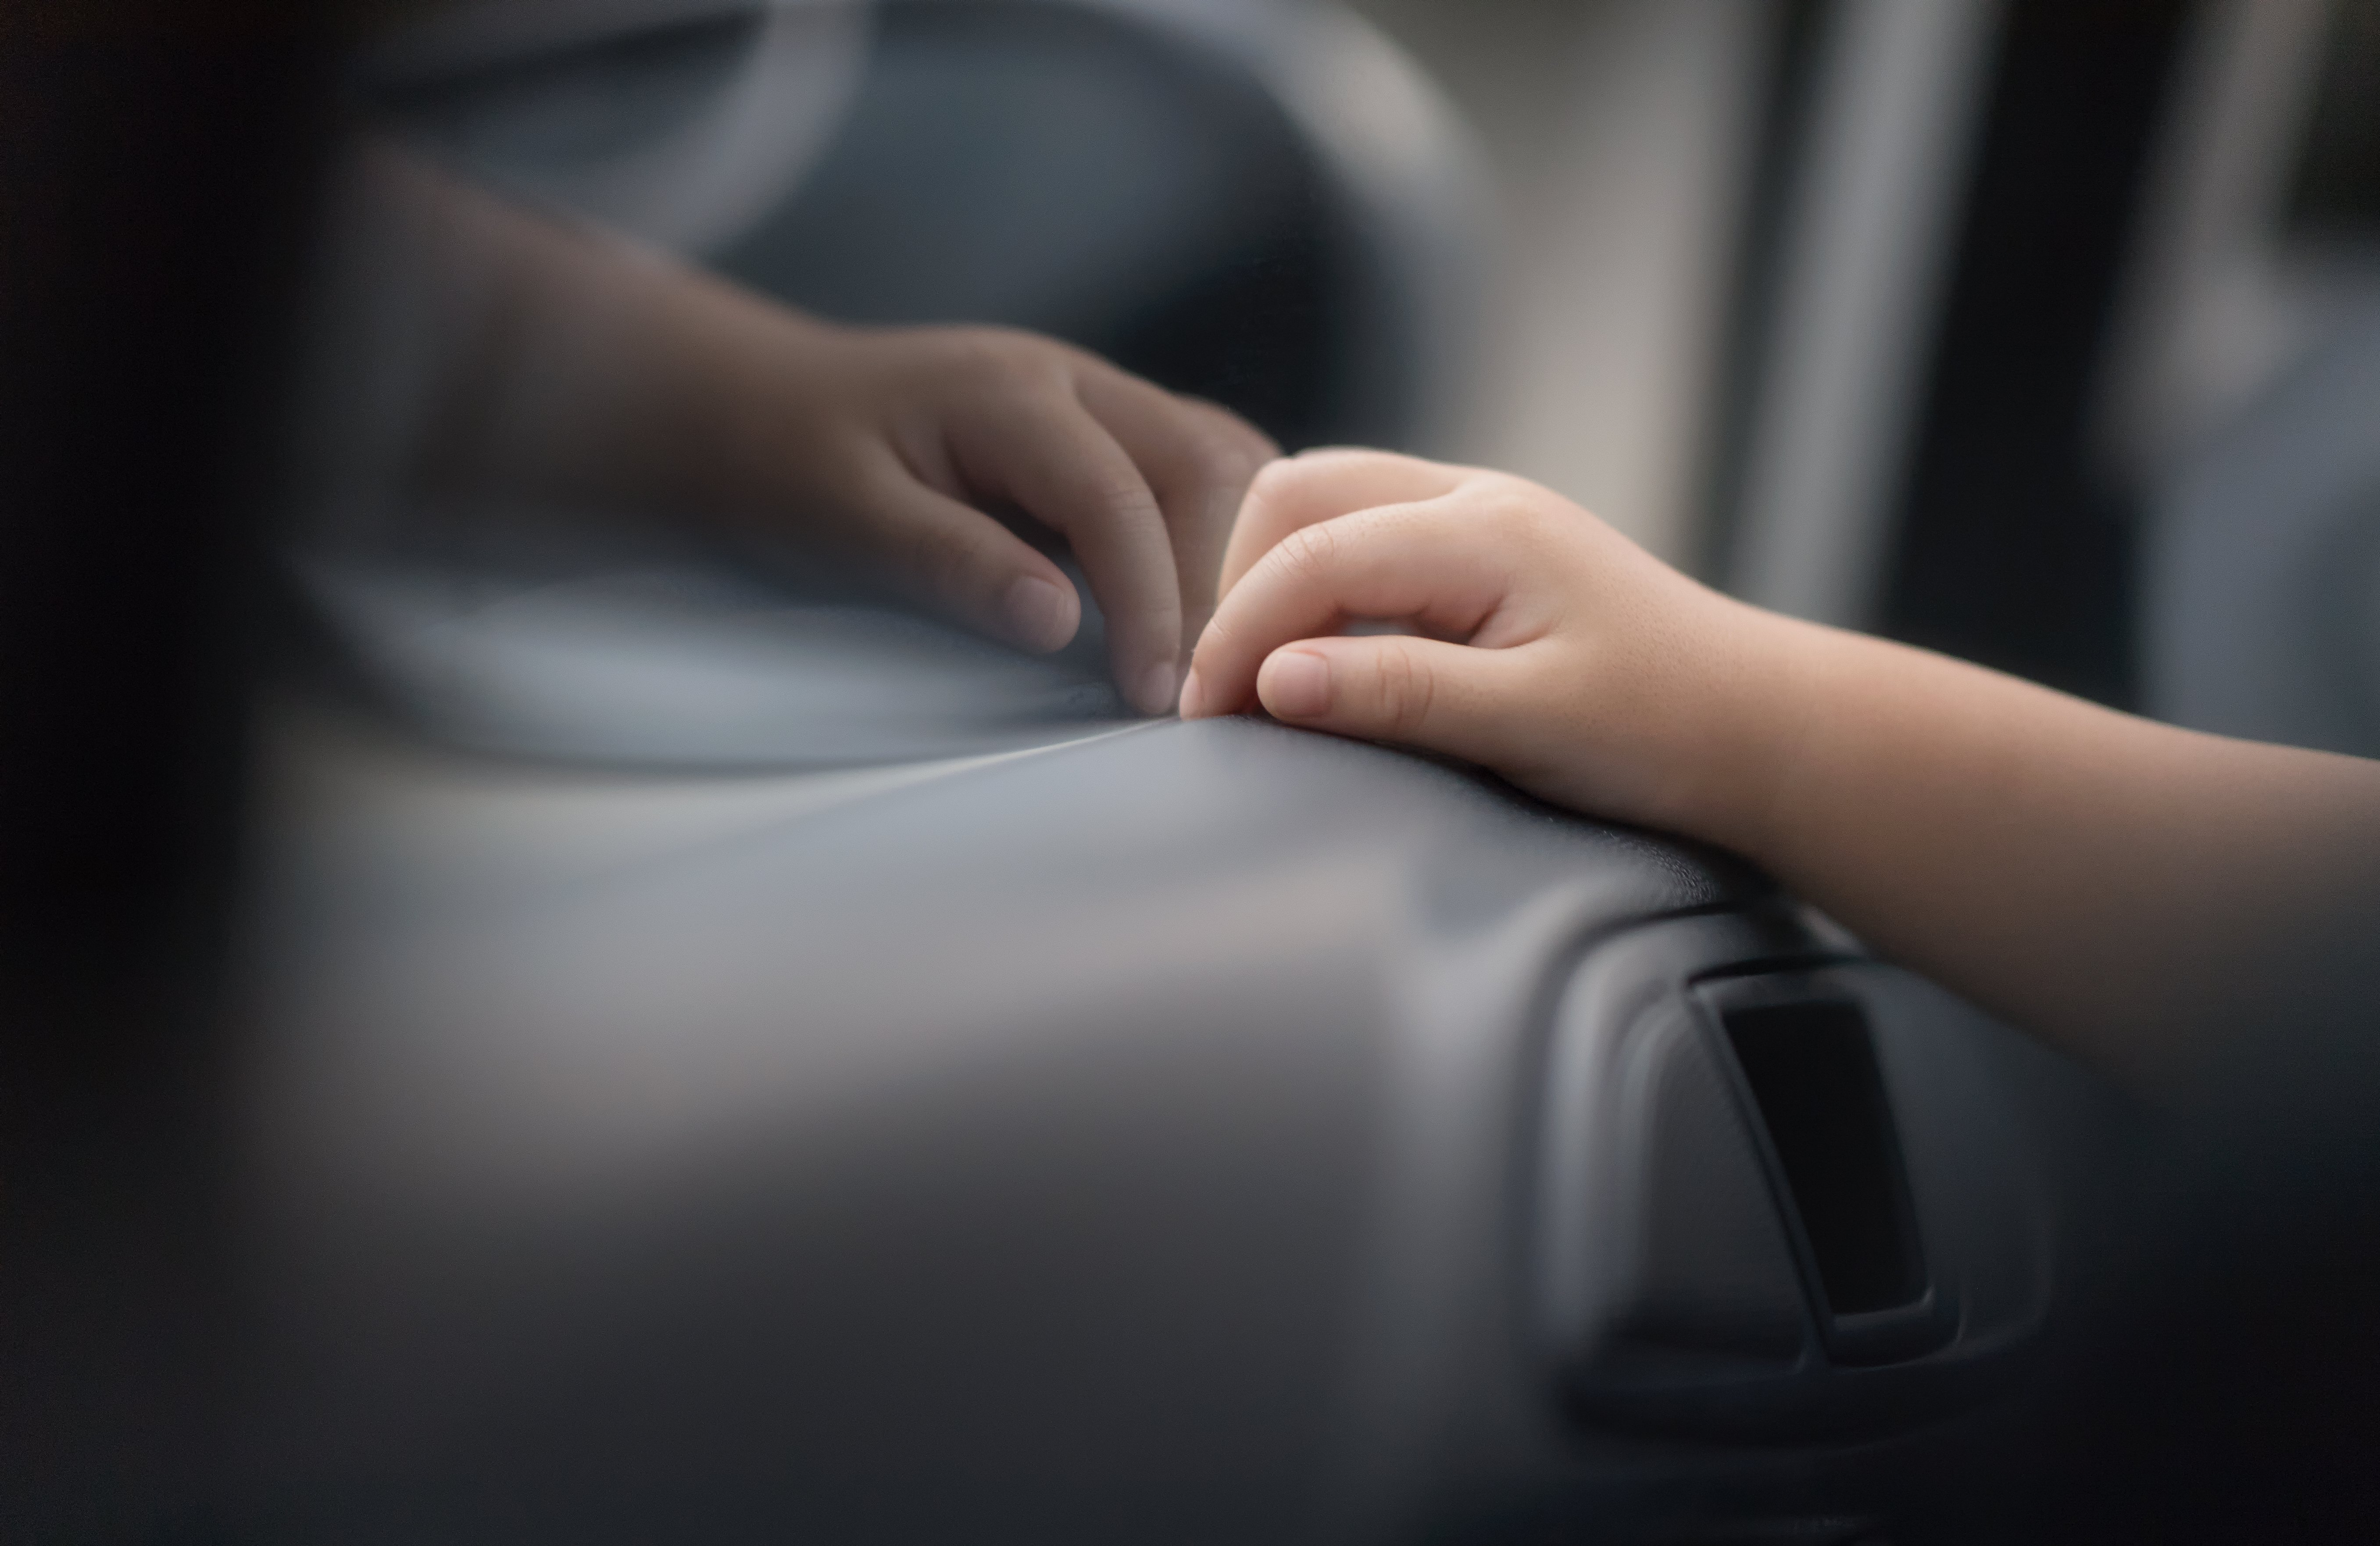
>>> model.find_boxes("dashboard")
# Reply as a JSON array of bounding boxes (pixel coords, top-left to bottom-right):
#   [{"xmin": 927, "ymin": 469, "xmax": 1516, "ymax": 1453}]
[{"xmin": 239, "ymin": 574, "xmax": 2131, "ymax": 1540}]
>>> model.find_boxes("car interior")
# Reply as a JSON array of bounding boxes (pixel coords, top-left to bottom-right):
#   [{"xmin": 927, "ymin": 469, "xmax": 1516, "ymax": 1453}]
[{"xmin": 4, "ymin": 1, "xmax": 2377, "ymax": 1542}]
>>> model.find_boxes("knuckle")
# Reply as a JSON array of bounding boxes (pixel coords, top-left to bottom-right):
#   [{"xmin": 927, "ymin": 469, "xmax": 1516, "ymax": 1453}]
[
  {"xmin": 946, "ymin": 326, "xmax": 1060, "ymax": 389},
  {"xmin": 1207, "ymin": 410, "xmax": 1280, "ymax": 466},
  {"xmin": 1184, "ymin": 431, "xmax": 1267, "ymax": 494},
  {"xmin": 1272, "ymin": 520, "xmax": 1342, "ymax": 589},
  {"xmin": 1474, "ymin": 482, "xmax": 1552, "ymax": 544},
  {"xmin": 1473, "ymin": 482, "xmax": 1530, "ymax": 530},
  {"xmin": 1195, "ymin": 606, "xmax": 1243, "ymax": 662},
  {"xmin": 1243, "ymin": 453, "xmax": 1311, "ymax": 510},
  {"xmin": 1372, "ymin": 644, "xmax": 1437, "ymax": 737},
  {"xmin": 1088, "ymin": 476, "xmax": 1165, "ymax": 533},
  {"xmin": 883, "ymin": 512, "xmax": 986, "ymax": 613},
  {"xmin": 1193, "ymin": 603, "xmax": 1233, "ymax": 648}
]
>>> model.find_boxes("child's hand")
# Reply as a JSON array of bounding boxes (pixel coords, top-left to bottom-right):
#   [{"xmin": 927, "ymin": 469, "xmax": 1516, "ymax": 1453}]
[
  {"xmin": 1179, "ymin": 451, "xmax": 2380, "ymax": 1093},
  {"xmin": 375, "ymin": 144, "xmax": 1276, "ymax": 717},
  {"xmin": 1177, "ymin": 449, "xmax": 1795, "ymax": 841},
  {"xmin": 705, "ymin": 319, "xmax": 1276, "ymax": 716}
]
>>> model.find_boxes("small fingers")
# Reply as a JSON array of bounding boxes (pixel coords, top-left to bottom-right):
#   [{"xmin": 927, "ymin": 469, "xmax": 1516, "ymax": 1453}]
[
  {"xmin": 845, "ymin": 449, "xmax": 1083, "ymax": 653},
  {"xmin": 948, "ymin": 383, "xmax": 1182, "ymax": 714},
  {"xmin": 1247, "ymin": 633, "xmax": 1530, "ymax": 767},
  {"xmin": 1181, "ymin": 497, "xmax": 1526, "ymax": 719},
  {"xmin": 1080, "ymin": 372, "xmax": 1275, "ymax": 656},
  {"xmin": 1219, "ymin": 448, "xmax": 1473, "ymax": 598}
]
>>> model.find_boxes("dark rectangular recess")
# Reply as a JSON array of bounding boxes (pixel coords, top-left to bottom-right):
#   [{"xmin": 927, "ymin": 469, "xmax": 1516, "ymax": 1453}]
[{"xmin": 1722, "ymin": 1000, "xmax": 1924, "ymax": 1316}]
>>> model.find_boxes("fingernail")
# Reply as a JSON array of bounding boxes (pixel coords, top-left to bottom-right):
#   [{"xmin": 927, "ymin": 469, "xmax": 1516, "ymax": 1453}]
[
  {"xmin": 1137, "ymin": 661, "xmax": 1180, "ymax": 717},
  {"xmin": 1176, "ymin": 667, "xmax": 1206, "ymax": 719},
  {"xmin": 1263, "ymin": 650, "xmax": 1331, "ymax": 719},
  {"xmin": 1002, "ymin": 575, "xmax": 1072, "ymax": 651}
]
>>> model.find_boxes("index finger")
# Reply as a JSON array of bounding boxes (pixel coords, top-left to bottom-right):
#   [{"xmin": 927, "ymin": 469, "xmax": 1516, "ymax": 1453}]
[
  {"xmin": 1181, "ymin": 496, "xmax": 1519, "ymax": 719},
  {"xmin": 948, "ymin": 388, "xmax": 1182, "ymax": 714},
  {"xmin": 1218, "ymin": 449, "xmax": 1472, "ymax": 598},
  {"xmin": 1077, "ymin": 371, "xmax": 1276, "ymax": 657}
]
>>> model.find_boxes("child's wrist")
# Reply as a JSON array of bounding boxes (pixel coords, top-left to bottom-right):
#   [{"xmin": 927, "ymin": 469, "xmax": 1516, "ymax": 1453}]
[{"xmin": 1655, "ymin": 600, "xmax": 1824, "ymax": 863}]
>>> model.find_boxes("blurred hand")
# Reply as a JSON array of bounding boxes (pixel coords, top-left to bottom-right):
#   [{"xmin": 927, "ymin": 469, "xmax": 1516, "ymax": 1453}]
[
  {"xmin": 373, "ymin": 146, "xmax": 1276, "ymax": 716},
  {"xmin": 1177, "ymin": 448, "xmax": 1790, "ymax": 837},
  {"xmin": 702, "ymin": 318, "xmax": 1278, "ymax": 715}
]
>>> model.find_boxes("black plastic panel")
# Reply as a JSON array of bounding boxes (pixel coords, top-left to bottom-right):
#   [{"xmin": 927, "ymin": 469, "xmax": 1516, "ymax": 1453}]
[
  {"xmin": 1720, "ymin": 999, "xmax": 1923, "ymax": 1317},
  {"xmin": 1538, "ymin": 919, "xmax": 2051, "ymax": 1437}
]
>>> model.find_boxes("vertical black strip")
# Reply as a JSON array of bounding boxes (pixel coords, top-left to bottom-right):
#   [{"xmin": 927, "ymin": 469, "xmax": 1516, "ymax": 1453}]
[
  {"xmin": 0, "ymin": 9, "xmax": 332, "ymax": 1538},
  {"xmin": 1875, "ymin": 0, "xmax": 2192, "ymax": 709}
]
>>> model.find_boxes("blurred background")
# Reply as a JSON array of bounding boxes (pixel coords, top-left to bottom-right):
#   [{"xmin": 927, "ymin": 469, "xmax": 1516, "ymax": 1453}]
[
  {"xmin": 323, "ymin": 0, "xmax": 2380, "ymax": 740},
  {"xmin": 9, "ymin": 0, "xmax": 2377, "ymax": 853},
  {"xmin": 1380, "ymin": 0, "xmax": 2379, "ymax": 744},
  {"xmin": 1376, "ymin": 0, "xmax": 2378, "ymax": 745},
  {"xmin": 5, "ymin": 0, "xmax": 2380, "ymax": 1539}
]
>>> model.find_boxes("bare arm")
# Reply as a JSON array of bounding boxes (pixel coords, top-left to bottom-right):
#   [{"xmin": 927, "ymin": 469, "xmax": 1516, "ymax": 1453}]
[
  {"xmin": 1713, "ymin": 616, "xmax": 2380, "ymax": 1087},
  {"xmin": 1180, "ymin": 450, "xmax": 2380, "ymax": 1090}
]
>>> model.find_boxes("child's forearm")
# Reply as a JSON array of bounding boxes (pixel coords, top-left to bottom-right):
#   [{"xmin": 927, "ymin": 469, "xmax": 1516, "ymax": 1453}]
[
  {"xmin": 1181, "ymin": 451, "xmax": 2378, "ymax": 1089},
  {"xmin": 1703, "ymin": 616, "xmax": 2380, "ymax": 1086}
]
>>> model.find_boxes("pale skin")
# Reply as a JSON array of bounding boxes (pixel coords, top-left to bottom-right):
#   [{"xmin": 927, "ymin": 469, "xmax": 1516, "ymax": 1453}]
[
  {"xmin": 1179, "ymin": 449, "xmax": 2380, "ymax": 1093},
  {"xmin": 367, "ymin": 145, "xmax": 1276, "ymax": 714}
]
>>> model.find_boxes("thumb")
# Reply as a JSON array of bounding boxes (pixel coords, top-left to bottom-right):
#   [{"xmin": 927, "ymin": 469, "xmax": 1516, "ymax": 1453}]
[{"xmin": 1254, "ymin": 634, "xmax": 1522, "ymax": 766}]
